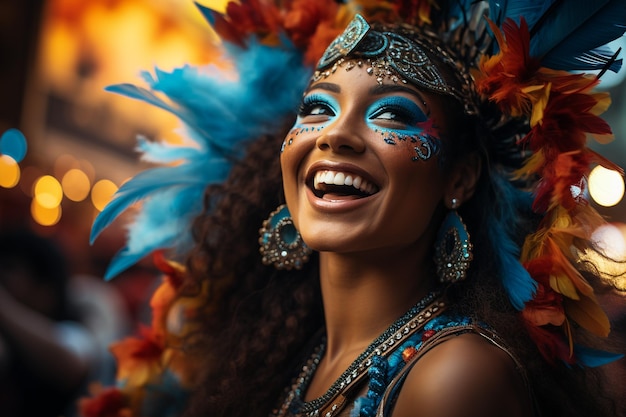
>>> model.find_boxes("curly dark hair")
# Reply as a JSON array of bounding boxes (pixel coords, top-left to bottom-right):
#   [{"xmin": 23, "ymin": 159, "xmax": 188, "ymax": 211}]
[
  {"xmin": 180, "ymin": 127, "xmax": 323, "ymax": 417},
  {"xmin": 177, "ymin": 48, "xmax": 623, "ymax": 417}
]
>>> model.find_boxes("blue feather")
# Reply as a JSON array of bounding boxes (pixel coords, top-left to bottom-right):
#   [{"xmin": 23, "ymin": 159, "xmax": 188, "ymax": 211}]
[
  {"xmin": 90, "ymin": 163, "xmax": 228, "ymax": 243},
  {"xmin": 93, "ymin": 39, "xmax": 311, "ymax": 279},
  {"xmin": 488, "ymin": 219, "xmax": 537, "ymax": 310},
  {"xmin": 487, "ymin": 173, "xmax": 537, "ymax": 310},
  {"xmin": 574, "ymin": 345, "xmax": 624, "ymax": 367},
  {"xmin": 194, "ymin": 2, "xmax": 221, "ymax": 27},
  {"xmin": 488, "ymin": 0, "xmax": 552, "ymax": 27},
  {"xmin": 135, "ymin": 136, "xmax": 202, "ymax": 164},
  {"xmin": 104, "ymin": 248, "xmax": 147, "ymax": 281},
  {"xmin": 105, "ymin": 82, "xmax": 234, "ymax": 156},
  {"xmin": 529, "ymin": 0, "xmax": 626, "ymax": 72}
]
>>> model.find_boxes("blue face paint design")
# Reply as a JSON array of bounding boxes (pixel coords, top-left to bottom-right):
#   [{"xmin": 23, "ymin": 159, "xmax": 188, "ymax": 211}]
[
  {"xmin": 366, "ymin": 96, "xmax": 440, "ymax": 162},
  {"xmin": 296, "ymin": 93, "xmax": 338, "ymax": 126},
  {"xmin": 367, "ymin": 96, "xmax": 427, "ymax": 129},
  {"xmin": 282, "ymin": 93, "xmax": 337, "ymax": 152}
]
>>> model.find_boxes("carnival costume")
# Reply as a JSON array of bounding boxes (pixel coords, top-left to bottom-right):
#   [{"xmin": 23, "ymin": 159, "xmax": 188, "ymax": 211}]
[{"xmin": 82, "ymin": 1, "xmax": 626, "ymax": 417}]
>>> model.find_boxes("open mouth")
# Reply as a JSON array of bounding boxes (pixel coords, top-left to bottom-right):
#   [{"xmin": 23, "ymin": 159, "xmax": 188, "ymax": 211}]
[{"xmin": 308, "ymin": 170, "xmax": 380, "ymax": 200}]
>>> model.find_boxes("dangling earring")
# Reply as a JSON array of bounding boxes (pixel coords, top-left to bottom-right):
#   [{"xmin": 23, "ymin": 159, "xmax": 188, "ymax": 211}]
[
  {"xmin": 434, "ymin": 198, "xmax": 473, "ymax": 283},
  {"xmin": 259, "ymin": 204, "xmax": 312, "ymax": 270}
]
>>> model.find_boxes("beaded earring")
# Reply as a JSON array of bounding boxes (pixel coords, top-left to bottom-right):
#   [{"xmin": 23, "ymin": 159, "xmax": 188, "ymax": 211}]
[
  {"xmin": 434, "ymin": 198, "xmax": 473, "ymax": 283},
  {"xmin": 259, "ymin": 204, "xmax": 312, "ymax": 270}
]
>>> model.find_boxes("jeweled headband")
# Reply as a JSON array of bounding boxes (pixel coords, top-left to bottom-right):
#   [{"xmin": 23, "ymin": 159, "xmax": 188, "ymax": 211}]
[{"xmin": 314, "ymin": 15, "xmax": 478, "ymax": 115}]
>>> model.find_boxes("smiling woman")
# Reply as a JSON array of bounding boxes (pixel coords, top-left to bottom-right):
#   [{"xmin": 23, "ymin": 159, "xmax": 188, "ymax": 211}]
[
  {"xmin": 83, "ymin": 2, "xmax": 626, "ymax": 417},
  {"xmin": 282, "ymin": 65, "xmax": 455, "ymax": 257}
]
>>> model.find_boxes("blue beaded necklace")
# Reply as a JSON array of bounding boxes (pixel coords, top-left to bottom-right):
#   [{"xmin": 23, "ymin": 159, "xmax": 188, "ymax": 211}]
[{"xmin": 270, "ymin": 291, "xmax": 470, "ymax": 417}]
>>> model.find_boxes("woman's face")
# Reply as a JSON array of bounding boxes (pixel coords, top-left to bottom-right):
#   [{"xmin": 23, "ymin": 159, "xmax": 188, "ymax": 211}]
[{"xmin": 280, "ymin": 63, "xmax": 451, "ymax": 256}]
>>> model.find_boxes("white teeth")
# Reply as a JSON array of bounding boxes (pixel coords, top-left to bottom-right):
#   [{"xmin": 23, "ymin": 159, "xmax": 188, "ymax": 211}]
[{"xmin": 313, "ymin": 170, "xmax": 377, "ymax": 195}]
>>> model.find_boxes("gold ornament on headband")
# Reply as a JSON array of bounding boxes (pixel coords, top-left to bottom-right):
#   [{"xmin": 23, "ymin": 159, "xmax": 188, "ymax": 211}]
[{"xmin": 314, "ymin": 14, "xmax": 478, "ymax": 114}]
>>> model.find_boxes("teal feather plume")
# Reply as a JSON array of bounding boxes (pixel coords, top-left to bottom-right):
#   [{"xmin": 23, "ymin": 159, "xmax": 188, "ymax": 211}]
[
  {"xmin": 574, "ymin": 345, "xmax": 625, "ymax": 367},
  {"xmin": 528, "ymin": 0, "xmax": 626, "ymax": 72},
  {"xmin": 487, "ymin": 173, "xmax": 537, "ymax": 310},
  {"xmin": 194, "ymin": 2, "xmax": 219, "ymax": 26},
  {"xmin": 487, "ymin": 0, "xmax": 552, "ymax": 27},
  {"xmin": 134, "ymin": 135, "xmax": 203, "ymax": 164},
  {"xmin": 92, "ymin": 39, "xmax": 311, "ymax": 279}
]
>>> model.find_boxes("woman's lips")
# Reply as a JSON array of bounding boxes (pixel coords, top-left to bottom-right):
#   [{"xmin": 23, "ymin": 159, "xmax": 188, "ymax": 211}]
[
  {"xmin": 305, "ymin": 162, "xmax": 381, "ymax": 202},
  {"xmin": 312, "ymin": 170, "xmax": 379, "ymax": 198}
]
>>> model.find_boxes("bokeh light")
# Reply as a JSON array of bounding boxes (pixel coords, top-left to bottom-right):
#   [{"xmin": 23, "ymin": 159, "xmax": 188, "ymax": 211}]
[
  {"xmin": 62, "ymin": 168, "xmax": 91, "ymax": 202},
  {"xmin": 91, "ymin": 179, "xmax": 118, "ymax": 211},
  {"xmin": 34, "ymin": 175, "xmax": 63, "ymax": 208},
  {"xmin": 53, "ymin": 154, "xmax": 78, "ymax": 179},
  {"xmin": 0, "ymin": 155, "xmax": 20, "ymax": 188},
  {"xmin": 588, "ymin": 166, "xmax": 625, "ymax": 207},
  {"xmin": 0, "ymin": 129, "xmax": 28, "ymax": 163},
  {"xmin": 79, "ymin": 159, "xmax": 96, "ymax": 183},
  {"xmin": 589, "ymin": 223, "xmax": 626, "ymax": 290},
  {"xmin": 592, "ymin": 223, "xmax": 626, "ymax": 260},
  {"xmin": 31, "ymin": 198, "xmax": 62, "ymax": 226}
]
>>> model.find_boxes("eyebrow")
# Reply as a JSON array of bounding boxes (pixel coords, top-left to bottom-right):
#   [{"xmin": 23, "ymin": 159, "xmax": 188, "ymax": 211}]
[
  {"xmin": 306, "ymin": 82, "xmax": 341, "ymax": 94},
  {"xmin": 306, "ymin": 81, "xmax": 428, "ymax": 109},
  {"xmin": 369, "ymin": 84, "xmax": 427, "ymax": 104}
]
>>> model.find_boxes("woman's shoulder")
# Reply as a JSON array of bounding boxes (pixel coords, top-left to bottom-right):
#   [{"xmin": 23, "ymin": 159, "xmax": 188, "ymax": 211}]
[{"xmin": 391, "ymin": 330, "xmax": 533, "ymax": 417}]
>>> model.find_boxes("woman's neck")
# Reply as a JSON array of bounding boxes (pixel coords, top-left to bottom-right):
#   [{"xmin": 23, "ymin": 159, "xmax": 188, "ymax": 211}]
[{"xmin": 317, "ymin": 247, "xmax": 436, "ymax": 363}]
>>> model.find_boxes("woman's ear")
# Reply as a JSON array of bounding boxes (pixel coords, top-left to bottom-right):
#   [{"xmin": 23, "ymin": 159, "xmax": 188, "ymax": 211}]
[{"xmin": 443, "ymin": 153, "xmax": 482, "ymax": 208}]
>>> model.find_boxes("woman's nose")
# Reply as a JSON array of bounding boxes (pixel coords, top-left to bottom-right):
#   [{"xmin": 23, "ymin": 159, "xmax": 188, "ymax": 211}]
[{"xmin": 315, "ymin": 118, "xmax": 366, "ymax": 154}]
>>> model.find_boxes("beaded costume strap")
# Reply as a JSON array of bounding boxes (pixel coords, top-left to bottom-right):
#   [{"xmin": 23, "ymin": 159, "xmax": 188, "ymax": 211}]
[
  {"xmin": 272, "ymin": 292, "xmax": 446, "ymax": 417},
  {"xmin": 375, "ymin": 324, "xmax": 537, "ymax": 417}
]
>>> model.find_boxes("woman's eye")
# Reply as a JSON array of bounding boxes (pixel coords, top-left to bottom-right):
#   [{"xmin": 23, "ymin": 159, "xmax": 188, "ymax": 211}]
[
  {"xmin": 307, "ymin": 104, "xmax": 333, "ymax": 116},
  {"xmin": 298, "ymin": 94, "xmax": 337, "ymax": 120},
  {"xmin": 370, "ymin": 107, "xmax": 415, "ymax": 125},
  {"xmin": 368, "ymin": 98, "xmax": 428, "ymax": 129},
  {"xmin": 374, "ymin": 110, "xmax": 404, "ymax": 121}
]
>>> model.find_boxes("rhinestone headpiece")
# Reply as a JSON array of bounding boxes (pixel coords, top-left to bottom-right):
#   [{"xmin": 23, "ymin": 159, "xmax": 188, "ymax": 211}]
[{"xmin": 314, "ymin": 15, "xmax": 478, "ymax": 115}]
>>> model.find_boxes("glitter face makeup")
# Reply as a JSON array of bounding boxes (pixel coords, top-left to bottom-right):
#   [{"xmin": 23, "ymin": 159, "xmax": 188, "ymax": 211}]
[
  {"xmin": 365, "ymin": 95, "xmax": 441, "ymax": 162},
  {"xmin": 282, "ymin": 92, "xmax": 337, "ymax": 153},
  {"xmin": 280, "ymin": 64, "xmax": 449, "ymax": 255},
  {"xmin": 284, "ymin": 82, "xmax": 441, "ymax": 163}
]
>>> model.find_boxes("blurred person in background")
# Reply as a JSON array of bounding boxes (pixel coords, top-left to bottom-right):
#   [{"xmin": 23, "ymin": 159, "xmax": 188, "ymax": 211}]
[{"xmin": 0, "ymin": 228, "xmax": 127, "ymax": 417}]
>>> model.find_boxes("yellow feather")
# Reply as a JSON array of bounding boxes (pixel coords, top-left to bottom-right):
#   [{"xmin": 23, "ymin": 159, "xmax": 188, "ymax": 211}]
[
  {"xmin": 590, "ymin": 92, "xmax": 611, "ymax": 115},
  {"xmin": 549, "ymin": 273, "xmax": 580, "ymax": 299},
  {"xmin": 513, "ymin": 149, "xmax": 545, "ymax": 180},
  {"xmin": 528, "ymin": 82, "xmax": 551, "ymax": 127},
  {"xmin": 546, "ymin": 238, "xmax": 594, "ymax": 297},
  {"xmin": 563, "ymin": 295, "xmax": 611, "ymax": 337}
]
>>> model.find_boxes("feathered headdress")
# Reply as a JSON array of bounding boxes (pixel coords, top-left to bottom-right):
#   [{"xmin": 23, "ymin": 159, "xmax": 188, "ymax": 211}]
[{"xmin": 87, "ymin": 3, "xmax": 625, "ymax": 413}]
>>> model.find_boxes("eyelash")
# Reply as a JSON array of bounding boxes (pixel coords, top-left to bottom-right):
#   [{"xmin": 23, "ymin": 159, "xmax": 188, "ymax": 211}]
[
  {"xmin": 298, "ymin": 95, "xmax": 336, "ymax": 118},
  {"xmin": 368, "ymin": 99, "xmax": 427, "ymax": 127},
  {"xmin": 370, "ymin": 106, "xmax": 418, "ymax": 124},
  {"xmin": 296, "ymin": 95, "xmax": 427, "ymax": 130}
]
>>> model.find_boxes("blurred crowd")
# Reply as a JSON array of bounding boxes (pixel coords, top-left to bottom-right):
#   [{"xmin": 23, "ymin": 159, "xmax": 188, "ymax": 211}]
[{"xmin": 0, "ymin": 227, "xmax": 156, "ymax": 417}]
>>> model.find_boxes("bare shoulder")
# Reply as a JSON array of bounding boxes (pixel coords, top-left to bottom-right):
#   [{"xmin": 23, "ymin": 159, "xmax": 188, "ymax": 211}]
[{"xmin": 391, "ymin": 332, "xmax": 533, "ymax": 417}]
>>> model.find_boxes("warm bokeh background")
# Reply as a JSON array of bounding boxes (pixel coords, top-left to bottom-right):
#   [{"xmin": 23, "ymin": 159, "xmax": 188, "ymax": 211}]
[
  {"xmin": 0, "ymin": 1, "xmax": 624, "ymax": 416},
  {"xmin": 1, "ymin": 0, "xmax": 223, "ymax": 275},
  {"xmin": 0, "ymin": 2, "xmax": 226, "ymax": 416}
]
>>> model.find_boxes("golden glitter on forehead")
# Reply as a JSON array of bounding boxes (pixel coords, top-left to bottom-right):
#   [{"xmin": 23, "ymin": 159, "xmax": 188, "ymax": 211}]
[
  {"xmin": 315, "ymin": 14, "xmax": 478, "ymax": 115},
  {"xmin": 312, "ymin": 57, "xmax": 407, "ymax": 86}
]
